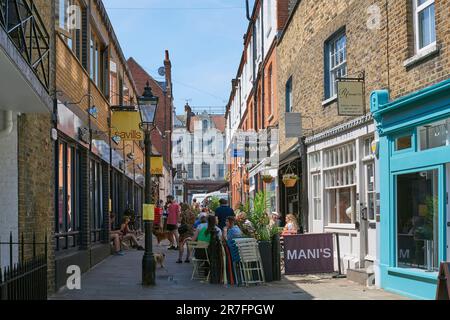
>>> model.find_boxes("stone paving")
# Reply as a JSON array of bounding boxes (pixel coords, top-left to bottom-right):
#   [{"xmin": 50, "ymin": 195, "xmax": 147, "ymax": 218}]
[{"xmin": 50, "ymin": 238, "xmax": 408, "ymax": 300}]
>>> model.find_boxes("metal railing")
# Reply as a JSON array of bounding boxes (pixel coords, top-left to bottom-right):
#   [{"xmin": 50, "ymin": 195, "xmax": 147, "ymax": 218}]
[
  {"xmin": 0, "ymin": 232, "xmax": 48, "ymax": 300},
  {"xmin": 0, "ymin": 0, "xmax": 51, "ymax": 92}
]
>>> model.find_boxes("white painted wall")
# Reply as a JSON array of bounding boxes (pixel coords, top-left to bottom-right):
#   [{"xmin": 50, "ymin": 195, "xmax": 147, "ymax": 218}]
[{"xmin": 0, "ymin": 112, "xmax": 18, "ymax": 269}]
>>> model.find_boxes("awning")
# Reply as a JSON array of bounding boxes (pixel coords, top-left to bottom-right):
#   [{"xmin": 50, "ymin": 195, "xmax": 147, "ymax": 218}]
[{"xmin": 279, "ymin": 143, "xmax": 301, "ymax": 168}]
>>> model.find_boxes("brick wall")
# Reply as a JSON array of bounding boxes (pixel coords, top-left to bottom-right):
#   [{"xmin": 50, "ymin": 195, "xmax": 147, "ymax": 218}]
[{"xmin": 277, "ymin": 0, "xmax": 450, "ymax": 155}]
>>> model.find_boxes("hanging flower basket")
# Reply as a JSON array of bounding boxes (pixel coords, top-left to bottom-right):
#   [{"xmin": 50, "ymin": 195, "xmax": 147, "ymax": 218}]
[
  {"xmin": 262, "ymin": 175, "xmax": 274, "ymax": 184},
  {"xmin": 243, "ymin": 177, "xmax": 250, "ymax": 185},
  {"xmin": 282, "ymin": 174, "xmax": 298, "ymax": 188}
]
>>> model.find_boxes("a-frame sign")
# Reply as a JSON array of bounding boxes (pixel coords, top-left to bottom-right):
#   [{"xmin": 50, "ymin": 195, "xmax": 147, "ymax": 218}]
[{"xmin": 436, "ymin": 262, "xmax": 450, "ymax": 300}]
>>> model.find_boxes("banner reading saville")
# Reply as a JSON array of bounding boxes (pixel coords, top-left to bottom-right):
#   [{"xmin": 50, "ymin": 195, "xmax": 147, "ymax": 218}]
[
  {"xmin": 150, "ymin": 156, "xmax": 163, "ymax": 175},
  {"xmin": 111, "ymin": 110, "xmax": 143, "ymax": 141}
]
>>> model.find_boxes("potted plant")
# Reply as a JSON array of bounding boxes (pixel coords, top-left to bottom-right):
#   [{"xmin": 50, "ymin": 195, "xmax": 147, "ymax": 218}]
[
  {"xmin": 262, "ymin": 174, "xmax": 274, "ymax": 184},
  {"xmin": 282, "ymin": 174, "xmax": 298, "ymax": 188},
  {"xmin": 208, "ymin": 196, "xmax": 221, "ymax": 212}
]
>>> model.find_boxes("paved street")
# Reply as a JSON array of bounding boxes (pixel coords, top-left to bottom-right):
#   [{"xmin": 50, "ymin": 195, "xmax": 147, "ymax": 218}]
[{"xmin": 50, "ymin": 238, "xmax": 406, "ymax": 301}]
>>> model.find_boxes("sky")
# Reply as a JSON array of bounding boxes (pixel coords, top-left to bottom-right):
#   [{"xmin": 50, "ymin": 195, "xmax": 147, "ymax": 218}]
[{"xmin": 103, "ymin": 0, "xmax": 253, "ymax": 114}]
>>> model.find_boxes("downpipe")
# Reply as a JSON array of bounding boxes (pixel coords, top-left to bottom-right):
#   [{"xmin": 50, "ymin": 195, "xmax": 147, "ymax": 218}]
[{"xmin": 0, "ymin": 111, "xmax": 13, "ymax": 138}]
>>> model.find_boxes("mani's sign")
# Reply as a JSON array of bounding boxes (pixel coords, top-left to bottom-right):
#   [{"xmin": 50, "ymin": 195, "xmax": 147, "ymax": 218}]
[
  {"xmin": 284, "ymin": 233, "xmax": 334, "ymax": 275},
  {"xmin": 111, "ymin": 110, "xmax": 143, "ymax": 141}
]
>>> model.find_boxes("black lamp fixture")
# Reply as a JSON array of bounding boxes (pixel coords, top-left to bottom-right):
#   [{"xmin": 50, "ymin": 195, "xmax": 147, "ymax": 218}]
[{"xmin": 138, "ymin": 81, "xmax": 159, "ymax": 287}]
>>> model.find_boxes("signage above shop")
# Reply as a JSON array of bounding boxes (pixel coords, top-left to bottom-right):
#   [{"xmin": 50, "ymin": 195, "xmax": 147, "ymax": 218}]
[
  {"xmin": 111, "ymin": 109, "xmax": 143, "ymax": 141},
  {"xmin": 150, "ymin": 156, "xmax": 164, "ymax": 176},
  {"xmin": 337, "ymin": 77, "xmax": 365, "ymax": 116},
  {"xmin": 285, "ymin": 113, "xmax": 302, "ymax": 138}
]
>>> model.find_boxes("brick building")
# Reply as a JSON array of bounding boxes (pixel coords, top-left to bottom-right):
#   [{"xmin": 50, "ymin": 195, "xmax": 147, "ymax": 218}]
[
  {"xmin": 277, "ymin": 0, "xmax": 449, "ymax": 296},
  {"xmin": 128, "ymin": 53, "xmax": 175, "ymax": 202},
  {"xmin": 225, "ymin": 0, "xmax": 289, "ymax": 211},
  {"xmin": 0, "ymin": 0, "xmax": 55, "ymax": 292}
]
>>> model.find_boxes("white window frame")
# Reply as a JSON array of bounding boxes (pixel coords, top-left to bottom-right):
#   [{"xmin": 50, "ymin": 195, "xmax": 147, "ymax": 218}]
[
  {"xmin": 327, "ymin": 32, "xmax": 347, "ymax": 98},
  {"xmin": 413, "ymin": 0, "xmax": 436, "ymax": 54},
  {"xmin": 312, "ymin": 173, "xmax": 322, "ymax": 221},
  {"xmin": 364, "ymin": 161, "xmax": 376, "ymax": 222}
]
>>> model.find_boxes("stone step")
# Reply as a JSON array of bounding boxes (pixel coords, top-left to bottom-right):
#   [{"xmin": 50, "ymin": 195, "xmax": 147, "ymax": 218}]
[{"xmin": 347, "ymin": 268, "xmax": 374, "ymax": 287}]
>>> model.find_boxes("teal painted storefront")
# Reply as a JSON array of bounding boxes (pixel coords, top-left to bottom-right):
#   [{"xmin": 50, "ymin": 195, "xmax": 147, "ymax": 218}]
[{"xmin": 371, "ymin": 78, "xmax": 450, "ymax": 300}]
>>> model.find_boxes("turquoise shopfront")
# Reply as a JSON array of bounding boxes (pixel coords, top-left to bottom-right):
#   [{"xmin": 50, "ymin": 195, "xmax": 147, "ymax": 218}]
[{"xmin": 371, "ymin": 78, "xmax": 450, "ymax": 300}]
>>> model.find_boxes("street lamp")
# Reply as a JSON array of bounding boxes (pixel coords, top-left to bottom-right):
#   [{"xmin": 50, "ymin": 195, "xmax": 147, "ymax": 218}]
[{"xmin": 139, "ymin": 81, "xmax": 159, "ymax": 286}]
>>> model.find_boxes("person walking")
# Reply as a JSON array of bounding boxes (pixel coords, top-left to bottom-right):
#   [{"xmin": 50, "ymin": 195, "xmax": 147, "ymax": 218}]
[
  {"xmin": 214, "ymin": 198, "xmax": 234, "ymax": 230},
  {"xmin": 166, "ymin": 195, "xmax": 181, "ymax": 250},
  {"xmin": 176, "ymin": 204, "xmax": 197, "ymax": 263}
]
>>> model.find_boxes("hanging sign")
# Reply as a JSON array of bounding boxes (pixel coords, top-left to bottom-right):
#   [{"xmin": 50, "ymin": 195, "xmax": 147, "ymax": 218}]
[
  {"xmin": 150, "ymin": 156, "xmax": 164, "ymax": 176},
  {"xmin": 284, "ymin": 233, "xmax": 334, "ymax": 275},
  {"xmin": 143, "ymin": 204, "xmax": 155, "ymax": 221},
  {"xmin": 337, "ymin": 80, "xmax": 365, "ymax": 116},
  {"xmin": 285, "ymin": 113, "xmax": 302, "ymax": 138},
  {"xmin": 111, "ymin": 110, "xmax": 143, "ymax": 141}
]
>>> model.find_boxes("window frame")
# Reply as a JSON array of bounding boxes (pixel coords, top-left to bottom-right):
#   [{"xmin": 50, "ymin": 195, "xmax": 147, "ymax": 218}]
[
  {"xmin": 412, "ymin": 0, "xmax": 436, "ymax": 54},
  {"xmin": 285, "ymin": 76, "xmax": 293, "ymax": 113},
  {"xmin": 57, "ymin": 0, "xmax": 84, "ymax": 62},
  {"xmin": 324, "ymin": 30, "xmax": 347, "ymax": 100}
]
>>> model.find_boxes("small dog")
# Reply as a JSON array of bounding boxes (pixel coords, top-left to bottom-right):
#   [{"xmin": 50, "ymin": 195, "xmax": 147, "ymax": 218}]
[
  {"xmin": 153, "ymin": 226, "xmax": 173, "ymax": 246},
  {"xmin": 154, "ymin": 253, "xmax": 166, "ymax": 269}
]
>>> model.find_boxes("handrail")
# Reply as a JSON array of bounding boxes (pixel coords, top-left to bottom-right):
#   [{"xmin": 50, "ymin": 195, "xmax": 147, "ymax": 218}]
[{"xmin": 0, "ymin": 0, "xmax": 50, "ymax": 92}]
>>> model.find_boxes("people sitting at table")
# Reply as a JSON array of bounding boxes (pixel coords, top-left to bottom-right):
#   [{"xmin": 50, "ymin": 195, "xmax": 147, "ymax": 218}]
[
  {"xmin": 269, "ymin": 212, "xmax": 281, "ymax": 228},
  {"xmin": 222, "ymin": 216, "xmax": 242, "ymax": 241},
  {"xmin": 282, "ymin": 214, "xmax": 299, "ymax": 236},
  {"xmin": 192, "ymin": 215, "xmax": 222, "ymax": 242},
  {"xmin": 120, "ymin": 216, "xmax": 144, "ymax": 250},
  {"xmin": 193, "ymin": 213, "xmax": 207, "ymax": 229}
]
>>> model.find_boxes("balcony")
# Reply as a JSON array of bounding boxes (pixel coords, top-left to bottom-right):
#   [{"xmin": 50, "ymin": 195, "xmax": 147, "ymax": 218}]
[{"xmin": 0, "ymin": 0, "xmax": 52, "ymax": 113}]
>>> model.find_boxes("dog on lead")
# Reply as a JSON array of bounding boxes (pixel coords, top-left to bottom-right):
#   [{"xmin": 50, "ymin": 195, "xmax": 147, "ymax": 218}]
[{"xmin": 152, "ymin": 225, "xmax": 173, "ymax": 246}]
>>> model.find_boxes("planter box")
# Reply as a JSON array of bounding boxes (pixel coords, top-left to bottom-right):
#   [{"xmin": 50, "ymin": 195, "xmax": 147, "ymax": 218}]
[
  {"xmin": 258, "ymin": 241, "xmax": 273, "ymax": 282},
  {"xmin": 271, "ymin": 234, "xmax": 281, "ymax": 281}
]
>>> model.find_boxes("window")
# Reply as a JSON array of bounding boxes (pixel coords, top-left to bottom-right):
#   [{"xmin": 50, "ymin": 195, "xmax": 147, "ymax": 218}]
[
  {"xmin": 285, "ymin": 77, "xmax": 293, "ymax": 112},
  {"xmin": 176, "ymin": 164, "xmax": 183, "ymax": 179},
  {"xmin": 90, "ymin": 160, "xmax": 104, "ymax": 243},
  {"xmin": 364, "ymin": 136, "xmax": 375, "ymax": 158},
  {"xmin": 418, "ymin": 118, "xmax": 450, "ymax": 151},
  {"xmin": 202, "ymin": 120, "xmax": 208, "ymax": 131},
  {"xmin": 325, "ymin": 31, "xmax": 347, "ymax": 99},
  {"xmin": 110, "ymin": 61, "xmax": 118, "ymax": 105},
  {"xmin": 187, "ymin": 164, "xmax": 194, "ymax": 179},
  {"xmin": 395, "ymin": 134, "xmax": 413, "ymax": 151},
  {"xmin": 90, "ymin": 30, "xmax": 103, "ymax": 88},
  {"xmin": 365, "ymin": 163, "xmax": 376, "ymax": 221},
  {"xmin": 396, "ymin": 169, "xmax": 439, "ymax": 271},
  {"xmin": 57, "ymin": 0, "xmax": 83, "ymax": 61},
  {"xmin": 312, "ymin": 174, "xmax": 322, "ymax": 220},
  {"xmin": 201, "ymin": 163, "xmax": 210, "ymax": 178},
  {"xmin": 310, "ymin": 152, "xmax": 321, "ymax": 171},
  {"xmin": 413, "ymin": 0, "xmax": 436, "ymax": 52},
  {"xmin": 268, "ymin": 65, "xmax": 273, "ymax": 116},
  {"xmin": 218, "ymin": 164, "xmax": 225, "ymax": 178},
  {"xmin": 56, "ymin": 142, "xmax": 80, "ymax": 246},
  {"xmin": 177, "ymin": 138, "xmax": 183, "ymax": 153},
  {"xmin": 324, "ymin": 143, "xmax": 356, "ymax": 225}
]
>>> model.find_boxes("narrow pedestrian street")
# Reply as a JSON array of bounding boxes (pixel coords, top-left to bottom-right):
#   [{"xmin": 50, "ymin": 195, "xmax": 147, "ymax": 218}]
[{"xmin": 50, "ymin": 238, "xmax": 405, "ymax": 301}]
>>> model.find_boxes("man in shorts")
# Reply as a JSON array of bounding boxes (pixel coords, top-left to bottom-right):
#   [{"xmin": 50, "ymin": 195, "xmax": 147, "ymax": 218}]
[{"xmin": 166, "ymin": 195, "xmax": 181, "ymax": 250}]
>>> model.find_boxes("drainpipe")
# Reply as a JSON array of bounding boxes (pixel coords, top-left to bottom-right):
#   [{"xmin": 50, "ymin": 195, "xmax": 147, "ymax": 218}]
[{"xmin": 0, "ymin": 111, "xmax": 13, "ymax": 138}]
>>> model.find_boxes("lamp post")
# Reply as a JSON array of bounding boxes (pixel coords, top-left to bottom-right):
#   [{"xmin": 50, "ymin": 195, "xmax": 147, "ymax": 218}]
[{"xmin": 139, "ymin": 81, "xmax": 159, "ymax": 286}]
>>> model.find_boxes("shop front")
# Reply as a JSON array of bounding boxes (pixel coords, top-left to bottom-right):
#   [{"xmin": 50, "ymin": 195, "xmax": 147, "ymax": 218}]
[
  {"xmin": 306, "ymin": 114, "xmax": 377, "ymax": 276},
  {"xmin": 371, "ymin": 78, "xmax": 450, "ymax": 299}
]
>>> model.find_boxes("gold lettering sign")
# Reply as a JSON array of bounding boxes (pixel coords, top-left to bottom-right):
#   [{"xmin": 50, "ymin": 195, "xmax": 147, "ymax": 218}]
[
  {"xmin": 143, "ymin": 204, "xmax": 155, "ymax": 221},
  {"xmin": 111, "ymin": 110, "xmax": 143, "ymax": 141},
  {"xmin": 337, "ymin": 81, "xmax": 365, "ymax": 116},
  {"xmin": 150, "ymin": 156, "xmax": 164, "ymax": 176}
]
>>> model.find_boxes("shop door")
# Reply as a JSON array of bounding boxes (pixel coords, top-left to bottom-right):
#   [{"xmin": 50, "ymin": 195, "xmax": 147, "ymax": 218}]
[
  {"xmin": 447, "ymin": 164, "xmax": 450, "ymax": 261},
  {"xmin": 364, "ymin": 162, "xmax": 377, "ymax": 261}
]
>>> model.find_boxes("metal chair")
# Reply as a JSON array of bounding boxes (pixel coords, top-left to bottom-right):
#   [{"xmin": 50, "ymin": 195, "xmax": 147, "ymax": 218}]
[
  {"xmin": 233, "ymin": 238, "xmax": 265, "ymax": 286},
  {"xmin": 188, "ymin": 241, "xmax": 210, "ymax": 281}
]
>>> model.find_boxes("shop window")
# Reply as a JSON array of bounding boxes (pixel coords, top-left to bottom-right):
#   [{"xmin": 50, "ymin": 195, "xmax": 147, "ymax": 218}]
[
  {"xmin": 56, "ymin": 141, "xmax": 80, "ymax": 249},
  {"xmin": 418, "ymin": 118, "xmax": 450, "ymax": 151},
  {"xmin": 324, "ymin": 30, "xmax": 347, "ymax": 100},
  {"xmin": 309, "ymin": 152, "xmax": 321, "ymax": 171},
  {"xmin": 413, "ymin": 0, "xmax": 436, "ymax": 53},
  {"xmin": 90, "ymin": 160, "xmax": 104, "ymax": 243},
  {"xmin": 395, "ymin": 134, "xmax": 413, "ymax": 151},
  {"xmin": 327, "ymin": 187, "xmax": 356, "ymax": 224},
  {"xmin": 365, "ymin": 163, "xmax": 376, "ymax": 221},
  {"xmin": 312, "ymin": 174, "xmax": 322, "ymax": 221},
  {"xmin": 363, "ymin": 136, "xmax": 375, "ymax": 158},
  {"xmin": 396, "ymin": 169, "xmax": 439, "ymax": 271}
]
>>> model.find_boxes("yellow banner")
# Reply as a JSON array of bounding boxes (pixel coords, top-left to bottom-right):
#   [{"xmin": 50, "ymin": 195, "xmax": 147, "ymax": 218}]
[
  {"xmin": 143, "ymin": 204, "xmax": 155, "ymax": 221},
  {"xmin": 150, "ymin": 156, "xmax": 164, "ymax": 176},
  {"xmin": 111, "ymin": 110, "xmax": 143, "ymax": 141}
]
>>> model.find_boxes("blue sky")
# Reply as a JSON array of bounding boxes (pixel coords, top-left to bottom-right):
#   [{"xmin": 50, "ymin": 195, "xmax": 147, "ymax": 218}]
[{"xmin": 103, "ymin": 0, "xmax": 253, "ymax": 114}]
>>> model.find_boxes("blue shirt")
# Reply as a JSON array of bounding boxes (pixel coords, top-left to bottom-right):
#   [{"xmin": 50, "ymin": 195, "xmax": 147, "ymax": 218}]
[
  {"xmin": 226, "ymin": 226, "xmax": 242, "ymax": 240},
  {"xmin": 215, "ymin": 205, "xmax": 235, "ymax": 230}
]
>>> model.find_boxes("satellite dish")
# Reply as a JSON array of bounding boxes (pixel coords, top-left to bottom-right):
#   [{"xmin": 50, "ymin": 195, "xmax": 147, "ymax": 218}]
[{"xmin": 158, "ymin": 67, "xmax": 166, "ymax": 77}]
